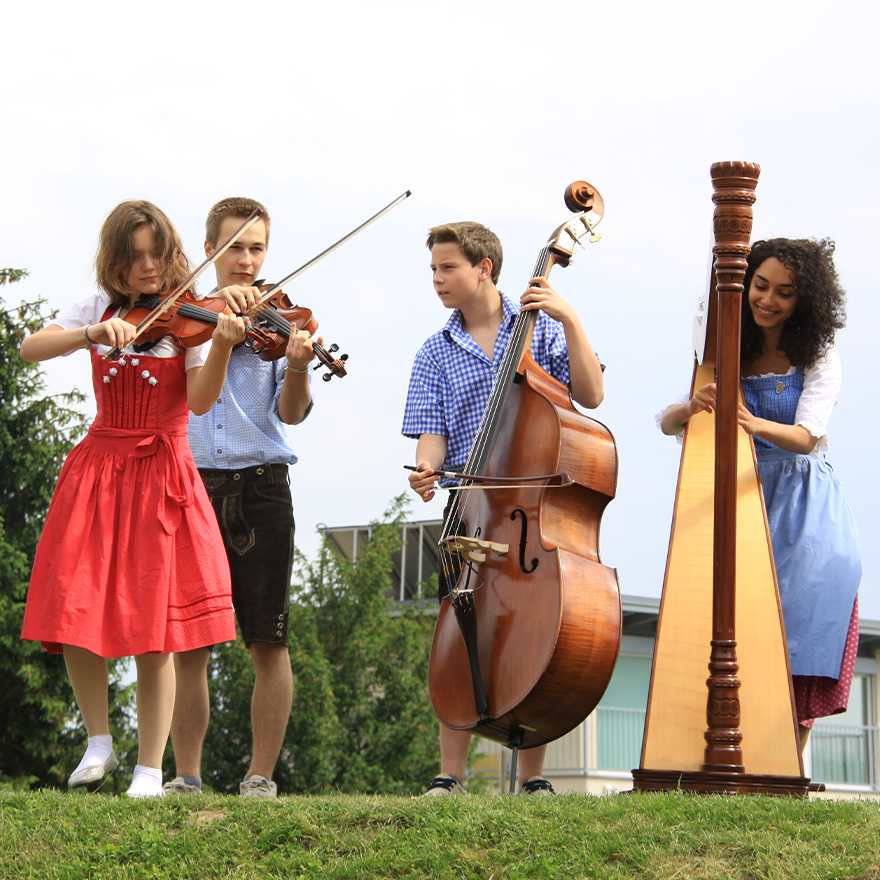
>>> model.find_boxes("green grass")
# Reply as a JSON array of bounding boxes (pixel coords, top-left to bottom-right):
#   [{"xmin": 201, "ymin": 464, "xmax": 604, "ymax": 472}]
[{"xmin": 1, "ymin": 789, "xmax": 879, "ymax": 879}]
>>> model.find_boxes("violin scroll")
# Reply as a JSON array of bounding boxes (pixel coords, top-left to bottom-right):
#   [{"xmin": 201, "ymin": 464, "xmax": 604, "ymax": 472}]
[
  {"xmin": 242, "ymin": 285, "xmax": 349, "ymax": 380},
  {"xmin": 315, "ymin": 344, "xmax": 348, "ymax": 381}
]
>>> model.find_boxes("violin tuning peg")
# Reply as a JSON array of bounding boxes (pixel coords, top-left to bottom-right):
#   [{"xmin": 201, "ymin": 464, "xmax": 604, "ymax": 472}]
[
  {"xmin": 322, "ymin": 372, "xmax": 333, "ymax": 382},
  {"xmin": 328, "ymin": 343, "xmax": 339, "ymax": 353},
  {"xmin": 589, "ymin": 232, "xmax": 602, "ymax": 243},
  {"xmin": 340, "ymin": 353, "xmax": 349, "ymax": 361}
]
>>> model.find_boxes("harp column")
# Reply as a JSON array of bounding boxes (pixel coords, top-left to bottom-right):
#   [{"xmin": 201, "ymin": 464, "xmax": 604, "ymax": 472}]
[{"xmin": 701, "ymin": 161, "xmax": 760, "ymax": 773}]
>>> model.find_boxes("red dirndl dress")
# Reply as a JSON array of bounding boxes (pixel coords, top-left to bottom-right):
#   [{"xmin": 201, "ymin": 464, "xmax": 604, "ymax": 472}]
[{"xmin": 21, "ymin": 344, "xmax": 236, "ymax": 657}]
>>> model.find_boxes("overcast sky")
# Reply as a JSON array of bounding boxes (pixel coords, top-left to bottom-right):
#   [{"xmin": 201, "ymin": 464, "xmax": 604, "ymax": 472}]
[{"xmin": 3, "ymin": 1, "xmax": 878, "ymax": 617}]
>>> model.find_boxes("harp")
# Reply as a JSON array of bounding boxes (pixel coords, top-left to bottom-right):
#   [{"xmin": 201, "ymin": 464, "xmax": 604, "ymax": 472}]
[{"xmin": 632, "ymin": 162, "xmax": 821, "ymax": 795}]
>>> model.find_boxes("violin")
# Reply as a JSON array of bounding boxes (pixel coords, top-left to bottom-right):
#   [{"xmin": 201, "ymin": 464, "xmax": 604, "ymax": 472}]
[
  {"xmin": 239, "ymin": 284, "xmax": 348, "ymax": 381},
  {"xmin": 122, "ymin": 290, "xmax": 230, "ymax": 350},
  {"xmin": 125, "ymin": 286, "xmax": 349, "ymax": 381}
]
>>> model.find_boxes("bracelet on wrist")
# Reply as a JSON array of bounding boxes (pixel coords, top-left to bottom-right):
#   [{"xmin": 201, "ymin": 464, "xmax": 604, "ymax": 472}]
[
  {"xmin": 283, "ymin": 363, "xmax": 310, "ymax": 373},
  {"xmin": 84, "ymin": 325, "xmax": 94, "ymax": 345}
]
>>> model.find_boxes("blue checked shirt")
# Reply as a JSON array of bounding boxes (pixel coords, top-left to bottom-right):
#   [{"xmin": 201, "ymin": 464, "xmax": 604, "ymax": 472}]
[
  {"xmin": 402, "ymin": 294, "xmax": 602, "ymax": 483},
  {"xmin": 188, "ymin": 339, "xmax": 314, "ymax": 470}
]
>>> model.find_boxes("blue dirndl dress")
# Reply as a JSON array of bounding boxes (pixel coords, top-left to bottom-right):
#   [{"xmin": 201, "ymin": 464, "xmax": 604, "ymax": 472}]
[{"xmin": 743, "ymin": 368, "xmax": 861, "ymax": 722}]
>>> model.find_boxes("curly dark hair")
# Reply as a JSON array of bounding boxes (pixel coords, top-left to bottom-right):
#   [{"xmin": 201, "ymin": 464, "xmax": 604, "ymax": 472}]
[{"xmin": 741, "ymin": 238, "xmax": 847, "ymax": 368}]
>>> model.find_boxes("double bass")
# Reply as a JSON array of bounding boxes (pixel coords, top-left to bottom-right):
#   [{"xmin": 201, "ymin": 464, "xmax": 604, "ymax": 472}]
[{"xmin": 428, "ymin": 182, "xmax": 622, "ymax": 763}]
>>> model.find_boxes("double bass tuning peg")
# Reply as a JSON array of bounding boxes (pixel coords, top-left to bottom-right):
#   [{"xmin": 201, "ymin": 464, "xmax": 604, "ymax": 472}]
[{"xmin": 580, "ymin": 216, "xmax": 602, "ymax": 243}]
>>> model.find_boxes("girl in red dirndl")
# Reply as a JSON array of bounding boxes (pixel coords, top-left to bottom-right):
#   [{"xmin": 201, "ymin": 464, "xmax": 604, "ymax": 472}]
[{"xmin": 20, "ymin": 201, "xmax": 242, "ymax": 796}]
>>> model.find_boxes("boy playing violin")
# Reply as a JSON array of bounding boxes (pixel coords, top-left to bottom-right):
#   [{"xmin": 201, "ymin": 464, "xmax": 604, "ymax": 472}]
[
  {"xmin": 165, "ymin": 197, "xmax": 318, "ymax": 797},
  {"xmin": 402, "ymin": 221, "xmax": 605, "ymax": 795}
]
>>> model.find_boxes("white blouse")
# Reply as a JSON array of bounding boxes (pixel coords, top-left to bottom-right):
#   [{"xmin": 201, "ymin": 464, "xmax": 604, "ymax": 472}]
[{"xmin": 53, "ymin": 293, "xmax": 210, "ymax": 371}]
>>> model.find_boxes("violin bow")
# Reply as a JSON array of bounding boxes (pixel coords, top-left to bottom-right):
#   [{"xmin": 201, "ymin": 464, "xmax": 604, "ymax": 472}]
[
  {"xmin": 103, "ymin": 209, "xmax": 263, "ymax": 360},
  {"xmin": 248, "ymin": 191, "xmax": 411, "ymax": 308}
]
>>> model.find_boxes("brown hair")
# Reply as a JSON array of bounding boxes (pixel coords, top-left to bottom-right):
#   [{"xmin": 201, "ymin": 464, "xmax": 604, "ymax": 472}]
[
  {"xmin": 426, "ymin": 222, "xmax": 503, "ymax": 284},
  {"xmin": 205, "ymin": 196, "xmax": 270, "ymax": 247},
  {"xmin": 95, "ymin": 201, "xmax": 192, "ymax": 306},
  {"xmin": 741, "ymin": 237, "xmax": 846, "ymax": 368}
]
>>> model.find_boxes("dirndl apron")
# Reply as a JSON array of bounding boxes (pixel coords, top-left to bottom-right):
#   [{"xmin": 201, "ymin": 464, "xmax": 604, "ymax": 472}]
[{"xmin": 743, "ymin": 369, "xmax": 861, "ymax": 722}]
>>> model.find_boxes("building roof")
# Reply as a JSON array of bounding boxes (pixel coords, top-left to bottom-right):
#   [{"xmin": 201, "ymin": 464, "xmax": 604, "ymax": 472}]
[{"xmin": 318, "ymin": 519, "xmax": 877, "ymax": 655}]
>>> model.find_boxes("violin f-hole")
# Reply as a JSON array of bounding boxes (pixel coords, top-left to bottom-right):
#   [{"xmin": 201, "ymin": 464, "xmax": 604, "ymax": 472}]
[{"xmin": 510, "ymin": 509, "xmax": 538, "ymax": 574}]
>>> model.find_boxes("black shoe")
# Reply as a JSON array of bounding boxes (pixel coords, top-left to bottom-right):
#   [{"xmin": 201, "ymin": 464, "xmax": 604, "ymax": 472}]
[
  {"xmin": 517, "ymin": 776, "xmax": 556, "ymax": 795},
  {"xmin": 422, "ymin": 774, "xmax": 466, "ymax": 796}
]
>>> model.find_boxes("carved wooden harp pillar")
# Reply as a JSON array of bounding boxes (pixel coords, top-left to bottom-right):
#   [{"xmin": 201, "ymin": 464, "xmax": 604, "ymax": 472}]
[{"xmin": 632, "ymin": 162, "xmax": 820, "ymax": 796}]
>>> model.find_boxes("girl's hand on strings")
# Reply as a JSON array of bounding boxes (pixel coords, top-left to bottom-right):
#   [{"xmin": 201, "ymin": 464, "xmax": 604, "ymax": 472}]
[
  {"xmin": 737, "ymin": 403, "xmax": 763, "ymax": 436},
  {"xmin": 688, "ymin": 383, "xmax": 717, "ymax": 417}
]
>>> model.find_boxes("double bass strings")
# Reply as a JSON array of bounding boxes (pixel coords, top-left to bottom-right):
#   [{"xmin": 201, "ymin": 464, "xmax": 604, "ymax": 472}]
[{"xmin": 438, "ymin": 243, "xmax": 553, "ymax": 579}]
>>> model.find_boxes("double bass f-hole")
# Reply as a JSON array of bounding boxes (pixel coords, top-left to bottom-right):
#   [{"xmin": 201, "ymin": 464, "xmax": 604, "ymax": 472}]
[{"xmin": 510, "ymin": 509, "xmax": 539, "ymax": 574}]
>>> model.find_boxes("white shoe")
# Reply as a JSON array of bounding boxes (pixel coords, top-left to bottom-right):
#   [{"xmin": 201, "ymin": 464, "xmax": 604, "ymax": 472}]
[
  {"xmin": 240, "ymin": 775, "xmax": 277, "ymax": 798},
  {"xmin": 68, "ymin": 752, "xmax": 119, "ymax": 788}
]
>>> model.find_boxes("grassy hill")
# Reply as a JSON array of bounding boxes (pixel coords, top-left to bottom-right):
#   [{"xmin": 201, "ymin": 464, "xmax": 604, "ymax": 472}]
[{"xmin": 2, "ymin": 788, "xmax": 879, "ymax": 879}]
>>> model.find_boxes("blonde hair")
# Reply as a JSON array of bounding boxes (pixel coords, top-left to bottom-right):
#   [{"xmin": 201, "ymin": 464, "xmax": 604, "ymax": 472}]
[{"xmin": 95, "ymin": 201, "xmax": 191, "ymax": 306}]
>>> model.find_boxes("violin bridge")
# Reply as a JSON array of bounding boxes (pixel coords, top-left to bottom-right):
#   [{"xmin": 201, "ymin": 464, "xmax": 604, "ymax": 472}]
[{"xmin": 440, "ymin": 536, "xmax": 509, "ymax": 566}]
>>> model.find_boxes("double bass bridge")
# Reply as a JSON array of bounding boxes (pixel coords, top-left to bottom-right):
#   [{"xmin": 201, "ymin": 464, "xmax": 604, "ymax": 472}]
[{"xmin": 439, "ymin": 535, "xmax": 509, "ymax": 566}]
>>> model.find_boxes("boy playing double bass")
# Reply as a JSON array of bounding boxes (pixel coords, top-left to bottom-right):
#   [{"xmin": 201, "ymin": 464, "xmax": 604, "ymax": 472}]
[{"xmin": 402, "ymin": 221, "xmax": 605, "ymax": 795}]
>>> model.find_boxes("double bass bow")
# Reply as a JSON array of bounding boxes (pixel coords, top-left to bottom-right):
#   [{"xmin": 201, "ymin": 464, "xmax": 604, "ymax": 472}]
[{"xmin": 427, "ymin": 181, "xmax": 622, "ymax": 762}]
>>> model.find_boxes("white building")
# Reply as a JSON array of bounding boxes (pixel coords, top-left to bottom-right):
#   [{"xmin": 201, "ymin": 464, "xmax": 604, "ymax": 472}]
[{"xmin": 319, "ymin": 519, "xmax": 879, "ymax": 798}]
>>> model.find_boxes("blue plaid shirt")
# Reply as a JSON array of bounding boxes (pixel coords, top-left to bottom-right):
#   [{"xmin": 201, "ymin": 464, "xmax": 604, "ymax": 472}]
[
  {"xmin": 188, "ymin": 342, "xmax": 313, "ymax": 469},
  {"xmin": 402, "ymin": 294, "xmax": 602, "ymax": 481}
]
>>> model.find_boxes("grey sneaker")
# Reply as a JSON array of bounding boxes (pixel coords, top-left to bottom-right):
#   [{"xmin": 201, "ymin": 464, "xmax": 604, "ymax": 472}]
[
  {"xmin": 163, "ymin": 776, "xmax": 202, "ymax": 794},
  {"xmin": 240, "ymin": 775, "xmax": 277, "ymax": 798},
  {"xmin": 517, "ymin": 776, "xmax": 556, "ymax": 795},
  {"xmin": 422, "ymin": 774, "xmax": 466, "ymax": 796}
]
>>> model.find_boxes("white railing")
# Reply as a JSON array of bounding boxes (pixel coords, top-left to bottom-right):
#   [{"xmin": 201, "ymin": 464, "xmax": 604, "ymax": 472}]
[
  {"xmin": 470, "ymin": 712, "xmax": 880, "ymax": 790},
  {"xmin": 810, "ymin": 723, "xmax": 879, "ymax": 788}
]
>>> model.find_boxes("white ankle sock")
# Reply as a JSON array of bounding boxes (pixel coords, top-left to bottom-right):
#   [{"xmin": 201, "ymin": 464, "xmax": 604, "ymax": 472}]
[
  {"xmin": 72, "ymin": 734, "xmax": 113, "ymax": 775},
  {"xmin": 126, "ymin": 765, "xmax": 164, "ymax": 798}
]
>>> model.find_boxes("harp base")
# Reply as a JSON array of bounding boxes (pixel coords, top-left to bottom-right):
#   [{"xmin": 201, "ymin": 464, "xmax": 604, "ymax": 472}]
[{"xmin": 632, "ymin": 768, "xmax": 824, "ymax": 798}]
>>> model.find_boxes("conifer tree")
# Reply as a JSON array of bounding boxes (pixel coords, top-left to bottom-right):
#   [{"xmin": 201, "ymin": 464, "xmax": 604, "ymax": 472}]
[{"xmin": 0, "ymin": 279, "xmax": 133, "ymax": 788}]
